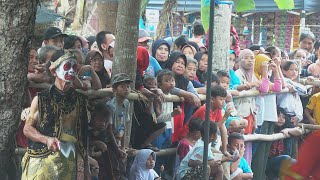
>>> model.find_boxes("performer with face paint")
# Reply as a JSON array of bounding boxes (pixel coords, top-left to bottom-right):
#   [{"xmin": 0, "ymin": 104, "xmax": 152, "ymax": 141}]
[{"xmin": 22, "ymin": 51, "xmax": 89, "ymax": 179}]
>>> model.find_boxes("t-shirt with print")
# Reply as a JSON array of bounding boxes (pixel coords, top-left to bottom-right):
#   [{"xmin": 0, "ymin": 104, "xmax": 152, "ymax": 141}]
[
  {"xmin": 306, "ymin": 92, "xmax": 320, "ymax": 125},
  {"xmin": 106, "ymin": 97, "xmax": 130, "ymax": 138},
  {"xmin": 177, "ymin": 139, "xmax": 214, "ymax": 179}
]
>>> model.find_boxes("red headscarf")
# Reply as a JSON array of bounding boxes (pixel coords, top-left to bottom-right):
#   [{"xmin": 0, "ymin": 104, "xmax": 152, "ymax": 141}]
[{"xmin": 136, "ymin": 46, "xmax": 150, "ymax": 76}]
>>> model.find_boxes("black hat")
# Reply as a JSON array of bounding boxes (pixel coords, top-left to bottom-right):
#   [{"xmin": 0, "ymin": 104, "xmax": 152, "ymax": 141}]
[
  {"xmin": 111, "ymin": 73, "xmax": 133, "ymax": 86},
  {"xmin": 43, "ymin": 27, "xmax": 68, "ymax": 40}
]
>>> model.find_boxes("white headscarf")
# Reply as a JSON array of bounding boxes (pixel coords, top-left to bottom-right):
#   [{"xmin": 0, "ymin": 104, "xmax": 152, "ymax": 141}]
[{"xmin": 129, "ymin": 149, "xmax": 158, "ymax": 180}]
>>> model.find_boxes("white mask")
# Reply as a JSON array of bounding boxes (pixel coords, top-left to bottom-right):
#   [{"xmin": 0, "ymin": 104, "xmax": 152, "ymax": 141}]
[{"xmin": 56, "ymin": 59, "xmax": 77, "ymax": 82}]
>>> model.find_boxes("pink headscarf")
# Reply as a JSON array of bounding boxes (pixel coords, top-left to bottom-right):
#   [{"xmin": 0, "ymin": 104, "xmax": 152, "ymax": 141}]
[{"xmin": 238, "ymin": 49, "xmax": 255, "ymax": 82}]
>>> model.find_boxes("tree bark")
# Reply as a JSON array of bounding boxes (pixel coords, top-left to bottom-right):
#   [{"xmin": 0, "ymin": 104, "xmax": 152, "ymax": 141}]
[
  {"xmin": 211, "ymin": 4, "xmax": 232, "ymax": 72},
  {"xmin": 96, "ymin": 0, "xmax": 118, "ymax": 34},
  {"xmin": 154, "ymin": 0, "xmax": 176, "ymax": 39},
  {"xmin": 112, "ymin": 0, "xmax": 141, "ymax": 147},
  {"xmin": 0, "ymin": 1, "xmax": 38, "ymax": 179}
]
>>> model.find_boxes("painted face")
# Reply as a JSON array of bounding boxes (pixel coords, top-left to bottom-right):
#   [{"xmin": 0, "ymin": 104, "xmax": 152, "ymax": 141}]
[
  {"xmin": 56, "ymin": 59, "xmax": 77, "ymax": 82},
  {"xmin": 146, "ymin": 154, "xmax": 155, "ymax": 169},
  {"xmin": 185, "ymin": 62, "xmax": 197, "ymax": 81},
  {"xmin": 283, "ymin": 63, "xmax": 299, "ymax": 80},
  {"xmin": 155, "ymin": 44, "xmax": 169, "ymax": 62},
  {"xmin": 183, "ymin": 47, "xmax": 195, "ymax": 58},
  {"xmin": 158, "ymin": 75, "xmax": 175, "ymax": 93},
  {"xmin": 171, "ymin": 57, "xmax": 186, "ymax": 75},
  {"xmin": 198, "ymin": 53, "xmax": 208, "ymax": 72}
]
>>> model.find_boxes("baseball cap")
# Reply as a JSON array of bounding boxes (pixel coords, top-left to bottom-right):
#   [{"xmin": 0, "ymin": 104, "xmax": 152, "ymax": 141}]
[
  {"xmin": 138, "ymin": 29, "xmax": 152, "ymax": 43},
  {"xmin": 43, "ymin": 27, "xmax": 68, "ymax": 40},
  {"xmin": 111, "ymin": 73, "xmax": 133, "ymax": 86}
]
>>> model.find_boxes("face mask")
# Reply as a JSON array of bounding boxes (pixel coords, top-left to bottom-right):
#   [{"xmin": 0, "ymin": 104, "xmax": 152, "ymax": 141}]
[{"xmin": 56, "ymin": 59, "xmax": 77, "ymax": 82}]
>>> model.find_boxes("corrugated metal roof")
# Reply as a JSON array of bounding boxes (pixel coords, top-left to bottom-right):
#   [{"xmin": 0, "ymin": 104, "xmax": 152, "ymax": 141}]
[{"xmin": 147, "ymin": 0, "xmax": 305, "ymax": 12}]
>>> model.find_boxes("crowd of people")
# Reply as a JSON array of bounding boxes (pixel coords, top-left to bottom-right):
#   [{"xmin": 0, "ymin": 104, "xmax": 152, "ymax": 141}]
[{"xmin": 17, "ymin": 21, "xmax": 320, "ymax": 179}]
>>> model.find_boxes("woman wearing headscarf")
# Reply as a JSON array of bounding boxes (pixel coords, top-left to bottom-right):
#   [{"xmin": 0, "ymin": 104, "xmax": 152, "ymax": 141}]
[
  {"xmin": 194, "ymin": 51, "xmax": 208, "ymax": 84},
  {"xmin": 152, "ymin": 39, "xmax": 171, "ymax": 68},
  {"xmin": 165, "ymin": 51, "xmax": 199, "ymax": 143},
  {"xmin": 251, "ymin": 53, "xmax": 282, "ymax": 180},
  {"xmin": 85, "ymin": 50, "xmax": 111, "ymax": 88}
]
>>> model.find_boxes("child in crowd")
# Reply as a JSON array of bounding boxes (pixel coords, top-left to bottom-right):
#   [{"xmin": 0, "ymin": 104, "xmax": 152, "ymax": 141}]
[
  {"xmin": 291, "ymin": 49, "xmax": 309, "ymax": 77},
  {"xmin": 182, "ymin": 85, "xmax": 231, "ymax": 156},
  {"xmin": 182, "ymin": 44, "xmax": 197, "ymax": 58},
  {"xmin": 43, "ymin": 26, "xmax": 67, "ymax": 49},
  {"xmin": 70, "ymin": 49, "xmax": 102, "ymax": 90},
  {"xmin": 89, "ymin": 101, "xmax": 123, "ymax": 180},
  {"xmin": 216, "ymin": 70, "xmax": 248, "ymax": 133},
  {"xmin": 175, "ymin": 118, "xmax": 202, "ymax": 173},
  {"xmin": 184, "ymin": 56, "xmax": 204, "ymax": 88},
  {"xmin": 129, "ymin": 149, "xmax": 161, "ymax": 180},
  {"xmin": 228, "ymin": 133, "xmax": 253, "ymax": 180},
  {"xmin": 107, "ymin": 73, "xmax": 133, "ymax": 179},
  {"xmin": 177, "ymin": 122, "xmax": 224, "ymax": 180},
  {"xmin": 194, "ymin": 51, "xmax": 208, "ymax": 84},
  {"xmin": 131, "ymin": 76, "xmax": 167, "ymax": 151},
  {"xmin": 277, "ymin": 61, "xmax": 304, "ymax": 126},
  {"xmin": 265, "ymin": 107, "xmax": 300, "ymax": 179},
  {"xmin": 305, "ymin": 90, "xmax": 320, "ymax": 125}
]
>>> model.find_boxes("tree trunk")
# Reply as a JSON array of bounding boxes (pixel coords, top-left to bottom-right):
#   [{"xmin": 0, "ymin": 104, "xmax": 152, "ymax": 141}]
[
  {"xmin": 71, "ymin": 0, "xmax": 85, "ymax": 33},
  {"xmin": 211, "ymin": 4, "xmax": 232, "ymax": 72},
  {"xmin": 0, "ymin": 1, "xmax": 38, "ymax": 179},
  {"xmin": 113, "ymin": 0, "xmax": 141, "ymax": 147},
  {"xmin": 154, "ymin": 0, "xmax": 176, "ymax": 39},
  {"xmin": 96, "ymin": 0, "xmax": 118, "ymax": 34}
]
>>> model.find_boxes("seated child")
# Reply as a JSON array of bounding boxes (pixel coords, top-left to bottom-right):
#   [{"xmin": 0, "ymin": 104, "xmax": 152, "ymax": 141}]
[
  {"xmin": 217, "ymin": 70, "xmax": 248, "ymax": 133},
  {"xmin": 129, "ymin": 149, "xmax": 160, "ymax": 180},
  {"xmin": 228, "ymin": 133, "xmax": 253, "ymax": 180},
  {"xmin": 175, "ymin": 118, "xmax": 202, "ymax": 172},
  {"xmin": 177, "ymin": 122, "xmax": 224, "ymax": 180},
  {"xmin": 89, "ymin": 100, "xmax": 125, "ymax": 180},
  {"xmin": 131, "ymin": 75, "xmax": 167, "ymax": 151}
]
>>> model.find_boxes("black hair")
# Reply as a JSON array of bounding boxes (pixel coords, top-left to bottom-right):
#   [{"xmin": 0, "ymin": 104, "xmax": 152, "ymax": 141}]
[
  {"xmin": 228, "ymin": 132, "xmax": 244, "ymax": 145},
  {"xmin": 277, "ymin": 106, "xmax": 286, "ymax": 116},
  {"xmin": 175, "ymin": 36, "xmax": 188, "ymax": 48},
  {"xmin": 91, "ymin": 100, "xmax": 112, "ymax": 122},
  {"xmin": 291, "ymin": 49, "xmax": 307, "ymax": 59},
  {"xmin": 210, "ymin": 85, "xmax": 227, "ymax": 98},
  {"xmin": 187, "ymin": 41, "xmax": 200, "ymax": 52},
  {"xmin": 96, "ymin": 31, "xmax": 113, "ymax": 51},
  {"xmin": 265, "ymin": 46, "xmax": 280, "ymax": 58},
  {"xmin": 86, "ymin": 36, "xmax": 96, "ymax": 50},
  {"xmin": 249, "ymin": 44, "xmax": 262, "ymax": 51},
  {"xmin": 203, "ymin": 72, "xmax": 220, "ymax": 85},
  {"xmin": 314, "ymin": 40, "xmax": 320, "ymax": 50},
  {"xmin": 189, "ymin": 118, "xmax": 203, "ymax": 133},
  {"xmin": 156, "ymin": 69, "xmax": 175, "ymax": 84},
  {"xmin": 299, "ymin": 32, "xmax": 316, "ymax": 43},
  {"xmin": 200, "ymin": 121, "xmax": 218, "ymax": 138},
  {"xmin": 280, "ymin": 50, "xmax": 286, "ymax": 58},
  {"xmin": 193, "ymin": 23, "xmax": 205, "ymax": 36},
  {"xmin": 282, "ymin": 61, "xmax": 298, "ymax": 71},
  {"xmin": 143, "ymin": 75, "xmax": 156, "ymax": 87},
  {"xmin": 64, "ymin": 35, "xmax": 83, "ymax": 50},
  {"xmin": 217, "ymin": 70, "xmax": 230, "ymax": 79}
]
